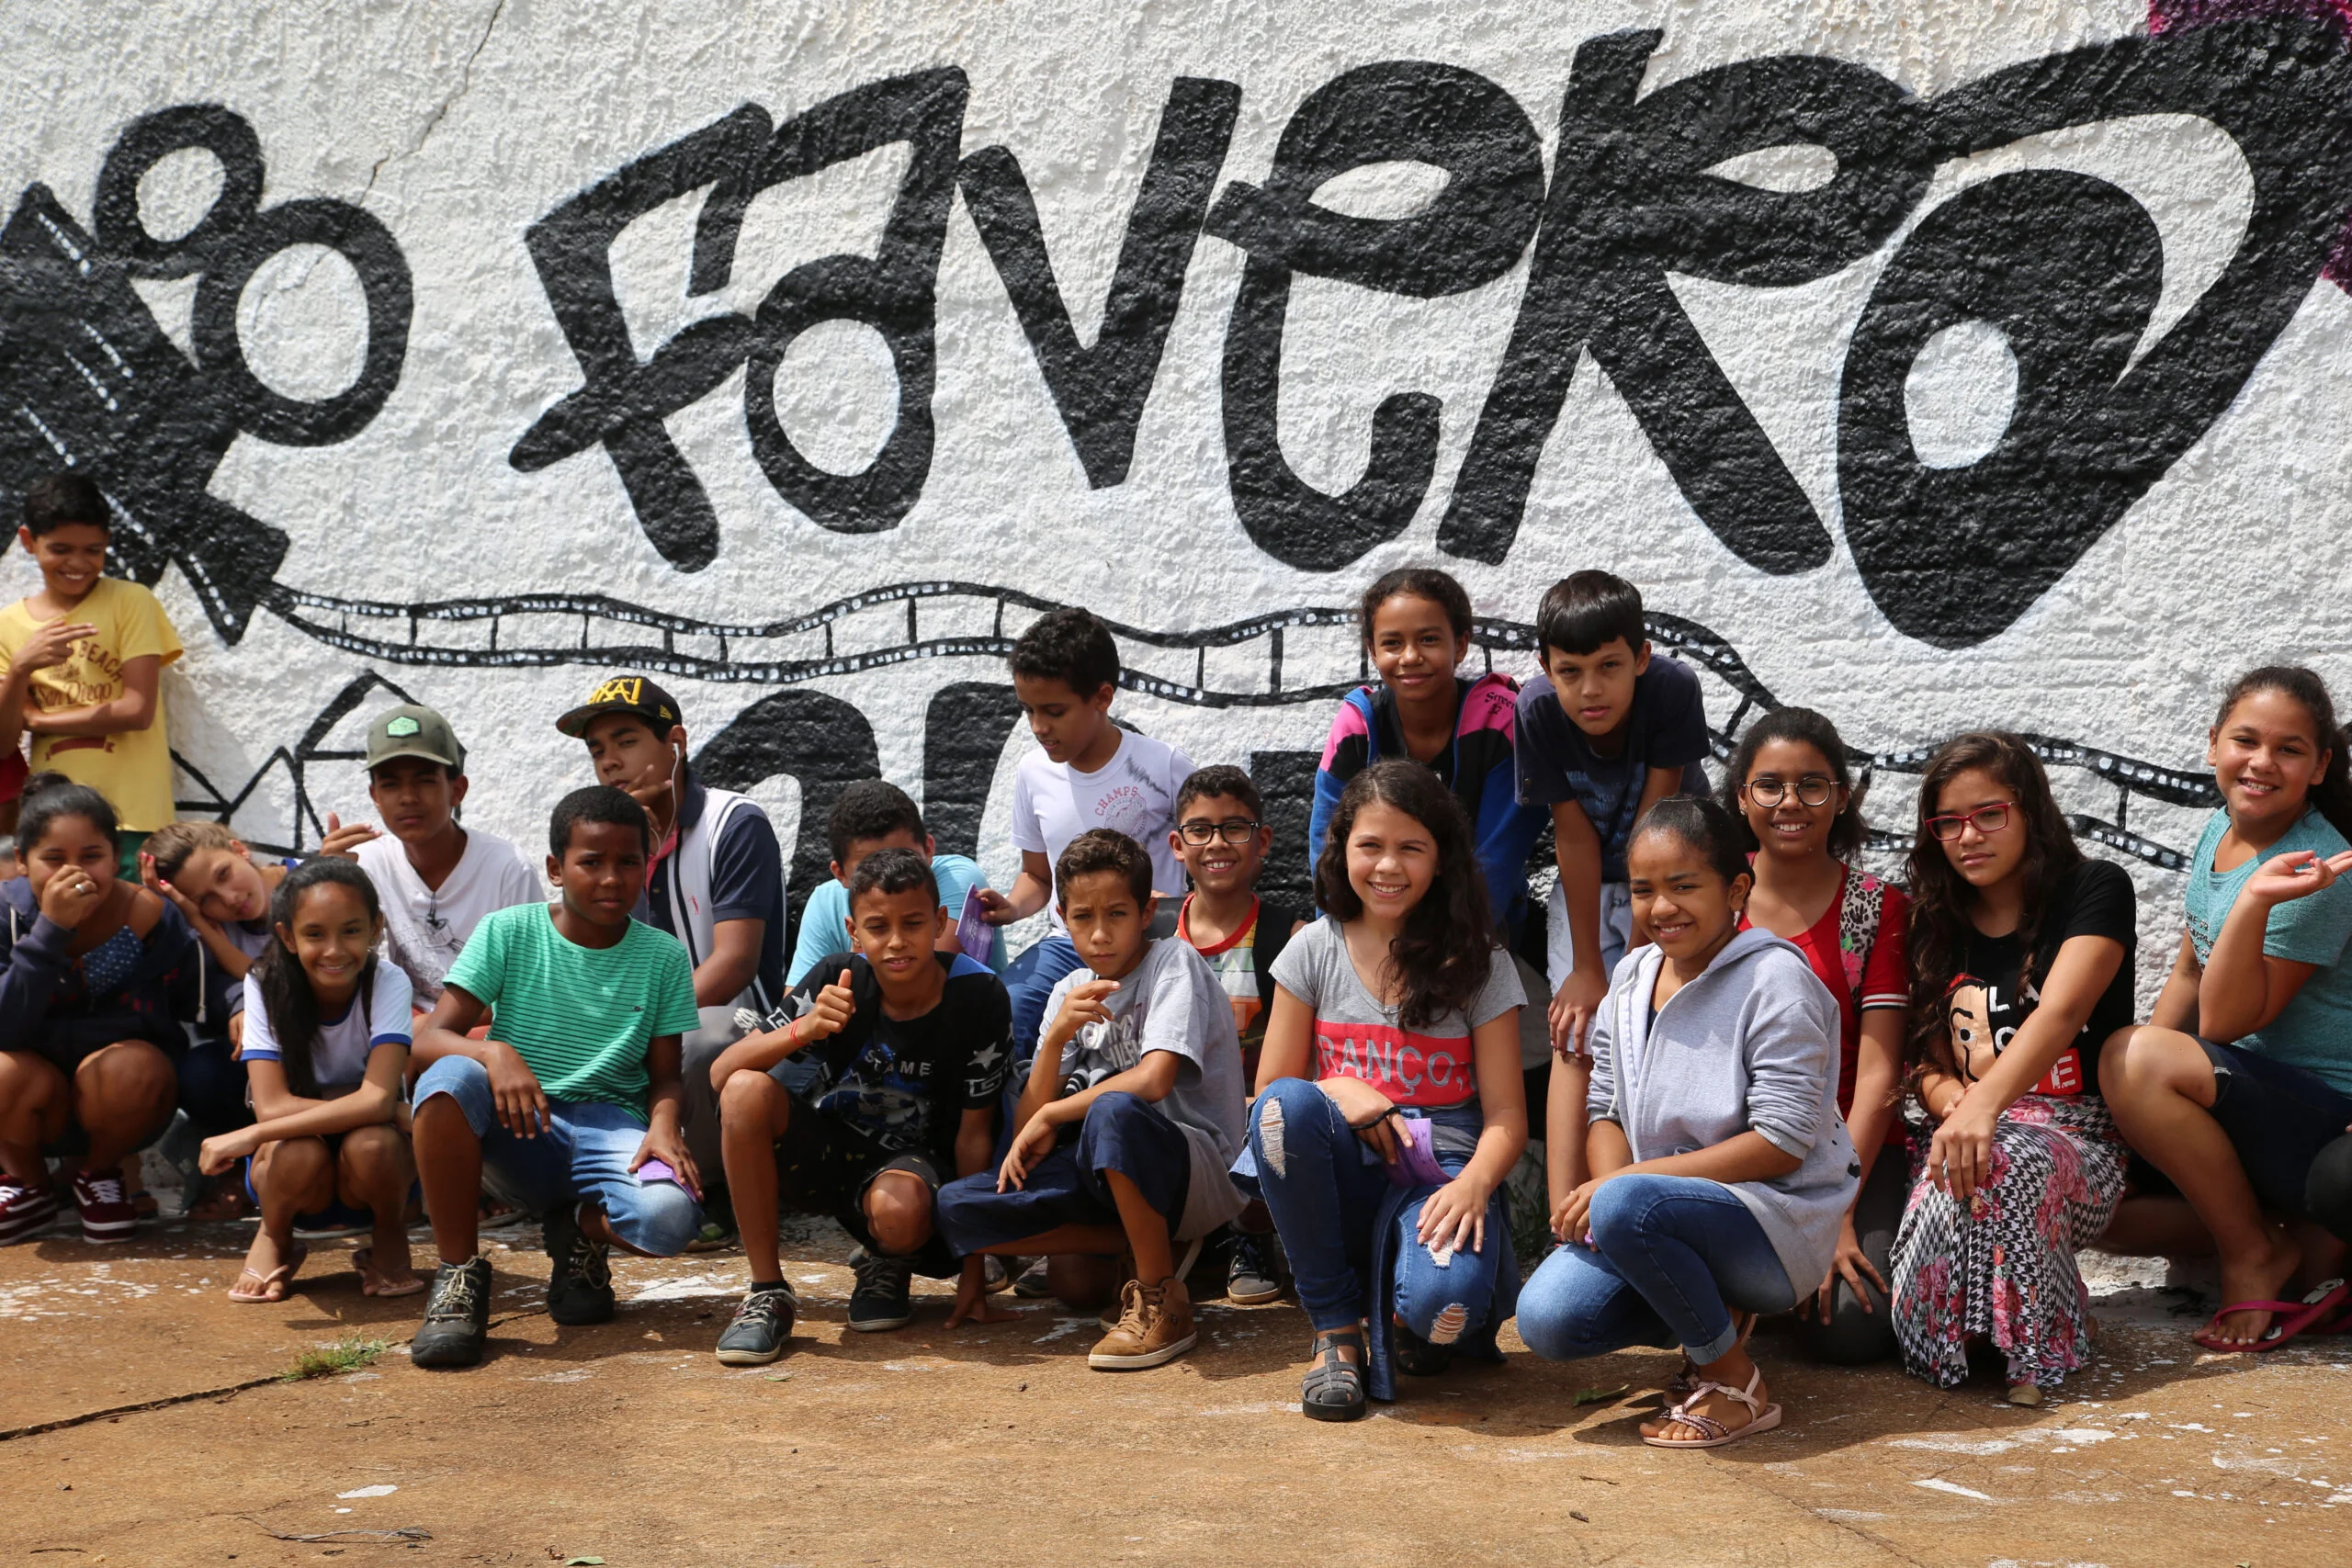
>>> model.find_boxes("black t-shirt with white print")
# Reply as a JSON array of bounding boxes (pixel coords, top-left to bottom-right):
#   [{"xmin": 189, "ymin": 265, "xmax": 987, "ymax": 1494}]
[
  {"xmin": 1945, "ymin": 859, "xmax": 2136, "ymax": 1100},
  {"xmin": 789, "ymin": 950, "xmax": 1012, "ymax": 1166}
]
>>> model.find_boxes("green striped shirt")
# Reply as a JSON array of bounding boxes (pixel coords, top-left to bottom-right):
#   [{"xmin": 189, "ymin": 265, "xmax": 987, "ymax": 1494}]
[{"xmin": 445, "ymin": 904, "xmax": 701, "ymax": 1119}]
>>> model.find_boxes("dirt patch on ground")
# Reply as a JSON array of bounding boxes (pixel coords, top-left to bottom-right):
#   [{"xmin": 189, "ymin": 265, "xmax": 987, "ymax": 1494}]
[{"xmin": 4, "ymin": 1217, "xmax": 2348, "ymax": 1566}]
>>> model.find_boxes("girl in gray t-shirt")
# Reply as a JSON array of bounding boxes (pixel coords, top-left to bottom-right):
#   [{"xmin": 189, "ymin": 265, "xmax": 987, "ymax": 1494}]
[{"xmin": 1244, "ymin": 761, "xmax": 1529, "ymax": 1421}]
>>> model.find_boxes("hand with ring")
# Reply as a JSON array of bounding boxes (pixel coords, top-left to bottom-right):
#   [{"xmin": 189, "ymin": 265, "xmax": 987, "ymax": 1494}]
[{"xmin": 40, "ymin": 866, "xmax": 108, "ymax": 930}]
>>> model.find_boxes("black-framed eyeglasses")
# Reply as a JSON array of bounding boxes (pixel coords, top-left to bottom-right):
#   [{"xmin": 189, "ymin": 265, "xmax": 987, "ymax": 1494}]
[
  {"xmin": 1746, "ymin": 775, "xmax": 1836, "ymax": 809},
  {"xmin": 1927, "ymin": 803, "xmax": 2012, "ymax": 841},
  {"xmin": 1178, "ymin": 818, "xmax": 1261, "ymax": 846}
]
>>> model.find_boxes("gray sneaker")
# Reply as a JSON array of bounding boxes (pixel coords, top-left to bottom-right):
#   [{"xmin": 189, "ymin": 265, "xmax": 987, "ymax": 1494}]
[
  {"xmin": 544, "ymin": 1202, "xmax": 615, "ymax": 1325},
  {"xmin": 847, "ymin": 1247, "xmax": 914, "ymax": 1332},
  {"xmin": 411, "ymin": 1257, "xmax": 493, "ymax": 1369},
  {"xmin": 715, "ymin": 1283, "xmax": 797, "ymax": 1364},
  {"xmin": 1011, "ymin": 1255, "xmax": 1053, "ymax": 1298},
  {"xmin": 1226, "ymin": 1226, "xmax": 1284, "ymax": 1305}
]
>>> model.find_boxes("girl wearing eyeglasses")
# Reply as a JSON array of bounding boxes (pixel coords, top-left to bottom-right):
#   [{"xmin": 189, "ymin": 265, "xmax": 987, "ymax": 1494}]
[
  {"xmin": 1887, "ymin": 732, "xmax": 2136, "ymax": 1404},
  {"xmin": 1720, "ymin": 709, "xmax": 1909, "ymax": 1368}
]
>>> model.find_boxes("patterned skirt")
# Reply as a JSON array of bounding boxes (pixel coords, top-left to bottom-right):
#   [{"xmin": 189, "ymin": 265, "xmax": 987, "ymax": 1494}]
[{"xmin": 1888, "ymin": 1094, "xmax": 2127, "ymax": 1391}]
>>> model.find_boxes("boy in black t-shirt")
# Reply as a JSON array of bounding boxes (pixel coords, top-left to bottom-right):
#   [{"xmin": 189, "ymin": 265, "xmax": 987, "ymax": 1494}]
[{"xmin": 706, "ymin": 849, "xmax": 1010, "ymax": 1363}]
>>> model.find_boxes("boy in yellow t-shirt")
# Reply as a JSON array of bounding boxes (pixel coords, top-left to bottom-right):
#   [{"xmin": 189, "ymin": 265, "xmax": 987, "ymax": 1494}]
[{"xmin": 0, "ymin": 475, "xmax": 183, "ymax": 874}]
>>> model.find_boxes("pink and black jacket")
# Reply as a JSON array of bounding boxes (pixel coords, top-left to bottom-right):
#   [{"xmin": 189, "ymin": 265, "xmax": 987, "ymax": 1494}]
[{"xmin": 1306, "ymin": 672, "xmax": 1548, "ymax": 931}]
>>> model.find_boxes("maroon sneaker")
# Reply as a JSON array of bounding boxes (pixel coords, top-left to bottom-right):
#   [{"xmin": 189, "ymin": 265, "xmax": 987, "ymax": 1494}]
[
  {"xmin": 0, "ymin": 1176, "xmax": 60, "ymax": 1245},
  {"xmin": 70, "ymin": 1168, "xmax": 139, "ymax": 1243}
]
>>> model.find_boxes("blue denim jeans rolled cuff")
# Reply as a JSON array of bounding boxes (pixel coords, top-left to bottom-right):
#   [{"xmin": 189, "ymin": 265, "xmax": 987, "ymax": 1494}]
[
  {"xmin": 937, "ymin": 1089, "xmax": 1192, "ymax": 1258},
  {"xmin": 414, "ymin": 1055, "xmax": 703, "ymax": 1257},
  {"xmin": 1248, "ymin": 1077, "xmax": 1504, "ymax": 1343},
  {"xmin": 1516, "ymin": 1173, "xmax": 1795, "ymax": 1365}
]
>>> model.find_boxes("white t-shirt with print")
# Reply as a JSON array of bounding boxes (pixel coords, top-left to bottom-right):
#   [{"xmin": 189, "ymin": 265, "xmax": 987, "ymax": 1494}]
[
  {"xmin": 240, "ymin": 964, "xmax": 413, "ymax": 1090},
  {"xmin": 356, "ymin": 829, "xmax": 545, "ymax": 1004},
  {"xmin": 1010, "ymin": 729, "xmax": 1195, "ymax": 932}
]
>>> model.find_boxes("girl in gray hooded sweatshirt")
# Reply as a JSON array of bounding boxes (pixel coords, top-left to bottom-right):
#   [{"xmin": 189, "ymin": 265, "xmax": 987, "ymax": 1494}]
[{"xmin": 1517, "ymin": 797, "xmax": 1853, "ymax": 1450}]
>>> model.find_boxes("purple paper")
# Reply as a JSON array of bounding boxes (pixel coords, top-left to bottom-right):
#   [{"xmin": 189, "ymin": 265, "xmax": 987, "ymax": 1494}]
[
  {"xmin": 637, "ymin": 1158, "xmax": 677, "ymax": 1186},
  {"xmin": 1384, "ymin": 1115, "xmax": 1449, "ymax": 1189},
  {"xmin": 956, "ymin": 886, "xmax": 993, "ymax": 964}
]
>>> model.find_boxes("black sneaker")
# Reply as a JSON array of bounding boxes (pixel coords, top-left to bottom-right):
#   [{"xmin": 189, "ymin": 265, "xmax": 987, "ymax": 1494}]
[
  {"xmin": 715, "ymin": 1283, "xmax": 798, "ymax": 1365},
  {"xmin": 1226, "ymin": 1226, "xmax": 1284, "ymax": 1304},
  {"xmin": 846, "ymin": 1247, "xmax": 914, "ymax": 1332},
  {"xmin": 544, "ymin": 1201, "xmax": 615, "ymax": 1325},
  {"xmin": 411, "ymin": 1257, "xmax": 493, "ymax": 1369},
  {"xmin": 1011, "ymin": 1255, "xmax": 1053, "ymax": 1298}
]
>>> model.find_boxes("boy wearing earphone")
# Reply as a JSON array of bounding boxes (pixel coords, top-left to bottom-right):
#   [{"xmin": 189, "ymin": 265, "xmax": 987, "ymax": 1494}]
[{"xmin": 560, "ymin": 674, "xmax": 786, "ymax": 1189}]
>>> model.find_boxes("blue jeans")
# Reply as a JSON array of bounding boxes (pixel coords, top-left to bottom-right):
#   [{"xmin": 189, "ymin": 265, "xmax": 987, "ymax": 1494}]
[
  {"xmin": 1517, "ymin": 1174, "xmax": 1795, "ymax": 1365},
  {"xmin": 1249, "ymin": 1077, "xmax": 1502, "ymax": 1345},
  {"xmin": 415, "ymin": 1056, "xmax": 702, "ymax": 1257},
  {"xmin": 936, "ymin": 1091, "xmax": 1192, "ymax": 1257}
]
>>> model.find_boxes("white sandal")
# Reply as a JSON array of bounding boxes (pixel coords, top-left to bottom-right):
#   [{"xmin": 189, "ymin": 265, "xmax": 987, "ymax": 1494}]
[{"xmin": 1642, "ymin": 1365, "xmax": 1782, "ymax": 1450}]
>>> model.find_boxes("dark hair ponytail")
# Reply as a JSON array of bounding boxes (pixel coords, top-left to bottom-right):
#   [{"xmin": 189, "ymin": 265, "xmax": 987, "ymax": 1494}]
[
  {"xmin": 254, "ymin": 859, "xmax": 382, "ymax": 1097},
  {"xmin": 1358, "ymin": 567, "xmax": 1474, "ymax": 646},
  {"xmin": 1718, "ymin": 707, "xmax": 1868, "ymax": 860},
  {"xmin": 1630, "ymin": 795, "xmax": 1751, "ymax": 886},
  {"xmin": 2214, "ymin": 665, "xmax": 2352, "ymax": 842},
  {"xmin": 1313, "ymin": 759, "xmax": 1495, "ymax": 1029},
  {"xmin": 17, "ymin": 773, "xmax": 119, "ymax": 854}
]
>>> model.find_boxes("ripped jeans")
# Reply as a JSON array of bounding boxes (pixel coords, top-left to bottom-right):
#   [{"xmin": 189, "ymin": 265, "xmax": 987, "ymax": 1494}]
[{"xmin": 1249, "ymin": 1077, "xmax": 1500, "ymax": 1345}]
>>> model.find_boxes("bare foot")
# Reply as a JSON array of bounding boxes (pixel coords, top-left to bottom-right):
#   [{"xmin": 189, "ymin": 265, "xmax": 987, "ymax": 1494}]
[
  {"xmin": 227, "ymin": 1231, "xmax": 306, "ymax": 1303},
  {"xmin": 355, "ymin": 1238, "xmax": 422, "ymax": 1297},
  {"xmin": 2204, "ymin": 1228, "xmax": 2301, "ymax": 1347}
]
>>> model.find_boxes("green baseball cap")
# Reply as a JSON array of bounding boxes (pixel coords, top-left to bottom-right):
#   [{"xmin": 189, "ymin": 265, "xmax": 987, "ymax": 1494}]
[{"xmin": 366, "ymin": 705, "xmax": 464, "ymax": 773}]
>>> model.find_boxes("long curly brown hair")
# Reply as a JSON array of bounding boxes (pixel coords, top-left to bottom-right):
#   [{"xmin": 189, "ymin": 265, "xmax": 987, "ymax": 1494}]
[
  {"xmin": 1903, "ymin": 731, "xmax": 2081, "ymax": 1086},
  {"xmin": 1313, "ymin": 760, "xmax": 1497, "ymax": 1029}
]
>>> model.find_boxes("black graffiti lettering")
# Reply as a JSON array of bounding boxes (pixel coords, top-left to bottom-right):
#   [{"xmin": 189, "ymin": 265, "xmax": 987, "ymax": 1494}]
[
  {"xmin": 1840, "ymin": 18, "xmax": 2352, "ymax": 646},
  {"xmin": 1442, "ymin": 30, "xmax": 1926, "ymax": 571},
  {"xmin": 739, "ymin": 68, "xmax": 967, "ymax": 536},
  {"xmin": 694, "ymin": 689, "xmax": 881, "ymax": 943},
  {"xmin": 1204, "ymin": 62, "xmax": 1545, "ymax": 570},
  {"xmin": 509, "ymin": 106, "xmax": 772, "ymax": 570},
  {"xmin": 514, "ymin": 72, "xmax": 967, "ymax": 559},
  {"xmin": 960, "ymin": 78, "xmax": 1240, "ymax": 489},
  {"xmin": 922, "ymin": 682, "xmax": 1028, "ymax": 860},
  {"xmin": 0, "ymin": 104, "xmax": 409, "ymax": 640}
]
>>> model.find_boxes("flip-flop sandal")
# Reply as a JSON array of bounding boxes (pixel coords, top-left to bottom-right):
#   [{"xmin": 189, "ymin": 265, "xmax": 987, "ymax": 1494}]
[
  {"xmin": 226, "ymin": 1243, "xmax": 308, "ymax": 1304},
  {"xmin": 1301, "ymin": 1326, "xmax": 1368, "ymax": 1423},
  {"xmin": 354, "ymin": 1246, "xmax": 425, "ymax": 1298},
  {"xmin": 1643, "ymin": 1366, "xmax": 1783, "ymax": 1450},
  {"xmin": 2191, "ymin": 1279, "xmax": 2349, "ymax": 1353}
]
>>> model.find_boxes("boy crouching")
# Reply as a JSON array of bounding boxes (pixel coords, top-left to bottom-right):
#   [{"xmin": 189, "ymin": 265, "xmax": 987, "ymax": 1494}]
[{"xmin": 937, "ymin": 829, "xmax": 1247, "ymax": 1369}]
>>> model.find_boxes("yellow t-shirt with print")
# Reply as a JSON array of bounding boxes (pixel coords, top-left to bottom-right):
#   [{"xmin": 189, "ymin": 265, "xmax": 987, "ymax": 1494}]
[{"xmin": 0, "ymin": 578, "xmax": 183, "ymax": 830}]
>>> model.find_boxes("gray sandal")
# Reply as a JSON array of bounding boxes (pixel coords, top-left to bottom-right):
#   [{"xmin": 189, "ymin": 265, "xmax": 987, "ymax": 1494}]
[{"xmin": 1302, "ymin": 1326, "xmax": 1368, "ymax": 1422}]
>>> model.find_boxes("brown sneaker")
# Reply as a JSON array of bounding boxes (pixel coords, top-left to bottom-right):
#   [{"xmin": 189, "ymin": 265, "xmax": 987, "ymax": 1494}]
[{"xmin": 1088, "ymin": 1275, "xmax": 1196, "ymax": 1370}]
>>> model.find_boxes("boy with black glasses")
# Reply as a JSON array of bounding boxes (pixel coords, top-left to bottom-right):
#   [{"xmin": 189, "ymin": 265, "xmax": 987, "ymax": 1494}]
[{"xmin": 1167, "ymin": 765, "xmax": 1306, "ymax": 1303}]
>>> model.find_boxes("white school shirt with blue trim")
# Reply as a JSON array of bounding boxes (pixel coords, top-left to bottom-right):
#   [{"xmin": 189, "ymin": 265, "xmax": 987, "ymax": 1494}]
[{"xmin": 240, "ymin": 966, "xmax": 413, "ymax": 1090}]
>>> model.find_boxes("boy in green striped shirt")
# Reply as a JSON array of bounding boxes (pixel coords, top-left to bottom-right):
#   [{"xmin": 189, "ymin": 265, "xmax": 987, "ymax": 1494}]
[{"xmin": 408, "ymin": 786, "xmax": 705, "ymax": 1368}]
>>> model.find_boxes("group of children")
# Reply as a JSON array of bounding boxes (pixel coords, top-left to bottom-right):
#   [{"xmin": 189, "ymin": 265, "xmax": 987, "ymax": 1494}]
[{"xmin": 5, "ymin": 472, "xmax": 2352, "ymax": 1450}]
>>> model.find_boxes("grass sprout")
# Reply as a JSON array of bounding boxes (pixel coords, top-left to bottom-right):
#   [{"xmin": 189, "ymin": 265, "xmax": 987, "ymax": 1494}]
[{"xmin": 280, "ymin": 1334, "xmax": 391, "ymax": 1382}]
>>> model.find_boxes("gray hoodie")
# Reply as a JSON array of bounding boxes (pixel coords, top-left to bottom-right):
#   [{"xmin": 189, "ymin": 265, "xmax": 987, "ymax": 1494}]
[{"xmin": 1586, "ymin": 926, "xmax": 1858, "ymax": 1294}]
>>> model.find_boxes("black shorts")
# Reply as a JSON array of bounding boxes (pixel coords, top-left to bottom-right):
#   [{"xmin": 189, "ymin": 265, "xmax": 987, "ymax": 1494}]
[
  {"xmin": 775, "ymin": 1099, "xmax": 955, "ymax": 1278},
  {"xmin": 2187, "ymin": 1037, "xmax": 2352, "ymax": 1220}
]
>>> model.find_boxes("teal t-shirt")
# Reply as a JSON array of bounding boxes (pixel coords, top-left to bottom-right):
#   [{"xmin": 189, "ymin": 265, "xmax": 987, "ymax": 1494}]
[
  {"xmin": 445, "ymin": 904, "xmax": 703, "ymax": 1119},
  {"xmin": 2185, "ymin": 808, "xmax": 2352, "ymax": 1094},
  {"xmin": 786, "ymin": 852, "xmax": 1004, "ymax": 986}
]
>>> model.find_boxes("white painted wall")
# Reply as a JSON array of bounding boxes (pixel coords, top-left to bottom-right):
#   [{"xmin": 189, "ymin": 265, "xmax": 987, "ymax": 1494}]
[{"xmin": 6, "ymin": 0, "xmax": 2346, "ymax": 981}]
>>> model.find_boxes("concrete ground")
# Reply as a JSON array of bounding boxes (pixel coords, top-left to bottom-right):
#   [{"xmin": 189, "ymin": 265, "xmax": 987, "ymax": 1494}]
[{"xmin": 3, "ymin": 1213, "xmax": 2347, "ymax": 1568}]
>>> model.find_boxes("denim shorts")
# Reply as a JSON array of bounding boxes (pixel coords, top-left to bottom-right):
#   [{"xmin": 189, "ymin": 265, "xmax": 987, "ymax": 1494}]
[
  {"xmin": 415, "ymin": 1055, "xmax": 703, "ymax": 1257},
  {"xmin": 2198, "ymin": 1037, "xmax": 2352, "ymax": 1220}
]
